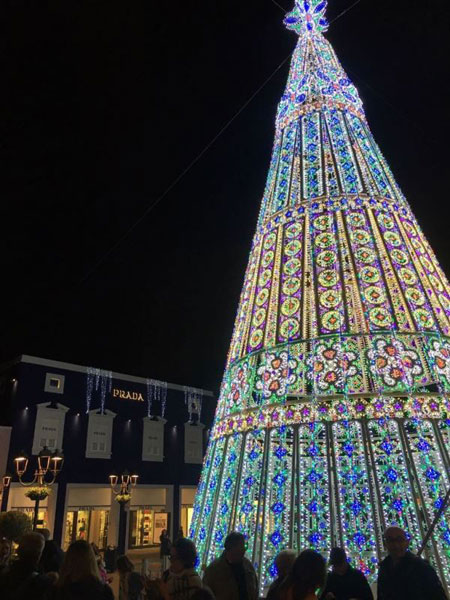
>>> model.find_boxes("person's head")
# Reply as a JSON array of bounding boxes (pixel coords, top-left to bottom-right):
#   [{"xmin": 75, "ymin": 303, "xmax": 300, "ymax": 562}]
[
  {"xmin": 384, "ymin": 527, "xmax": 409, "ymax": 561},
  {"xmin": 170, "ymin": 538, "xmax": 197, "ymax": 574},
  {"xmin": 116, "ymin": 555, "xmax": 134, "ymax": 574},
  {"xmin": 36, "ymin": 528, "xmax": 51, "ymax": 541},
  {"xmin": 0, "ymin": 537, "xmax": 12, "ymax": 563},
  {"xmin": 224, "ymin": 532, "xmax": 247, "ymax": 564},
  {"xmin": 59, "ymin": 540, "xmax": 100, "ymax": 585},
  {"xmin": 275, "ymin": 549, "xmax": 297, "ymax": 579},
  {"xmin": 329, "ymin": 547, "xmax": 348, "ymax": 574},
  {"xmin": 17, "ymin": 532, "xmax": 45, "ymax": 567},
  {"xmin": 287, "ymin": 550, "xmax": 326, "ymax": 600}
]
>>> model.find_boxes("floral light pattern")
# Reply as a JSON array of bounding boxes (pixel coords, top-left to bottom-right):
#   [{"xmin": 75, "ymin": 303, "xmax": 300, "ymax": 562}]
[{"xmin": 256, "ymin": 351, "xmax": 298, "ymax": 398}]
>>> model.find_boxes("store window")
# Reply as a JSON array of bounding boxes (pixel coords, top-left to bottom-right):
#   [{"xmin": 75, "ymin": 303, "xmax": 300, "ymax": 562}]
[
  {"xmin": 180, "ymin": 505, "xmax": 193, "ymax": 537},
  {"xmin": 19, "ymin": 507, "xmax": 48, "ymax": 529},
  {"xmin": 180, "ymin": 487, "xmax": 196, "ymax": 537},
  {"xmin": 64, "ymin": 509, "xmax": 109, "ymax": 550},
  {"xmin": 129, "ymin": 508, "xmax": 169, "ymax": 548}
]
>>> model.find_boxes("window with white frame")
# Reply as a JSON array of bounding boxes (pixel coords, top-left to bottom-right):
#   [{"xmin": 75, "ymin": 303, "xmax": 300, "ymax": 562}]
[
  {"xmin": 142, "ymin": 417, "xmax": 166, "ymax": 462},
  {"xmin": 44, "ymin": 373, "xmax": 65, "ymax": 394},
  {"xmin": 32, "ymin": 403, "xmax": 69, "ymax": 455},
  {"xmin": 85, "ymin": 410, "xmax": 116, "ymax": 459},
  {"xmin": 184, "ymin": 422, "xmax": 205, "ymax": 464}
]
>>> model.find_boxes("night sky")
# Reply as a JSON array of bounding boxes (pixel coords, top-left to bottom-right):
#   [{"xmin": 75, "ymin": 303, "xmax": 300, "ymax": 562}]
[{"xmin": 2, "ymin": 0, "xmax": 450, "ymax": 396}]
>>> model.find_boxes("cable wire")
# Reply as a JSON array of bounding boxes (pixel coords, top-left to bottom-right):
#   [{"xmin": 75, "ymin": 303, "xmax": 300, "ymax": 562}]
[
  {"xmin": 78, "ymin": 53, "xmax": 292, "ymax": 285},
  {"xmin": 329, "ymin": 0, "xmax": 364, "ymax": 25},
  {"xmin": 78, "ymin": 0, "xmax": 367, "ymax": 285}
]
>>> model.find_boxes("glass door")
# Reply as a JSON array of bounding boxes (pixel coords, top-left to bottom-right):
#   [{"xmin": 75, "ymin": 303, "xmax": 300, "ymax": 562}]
[
  {"xmin": 64, "ymin": 510, "xmax": 109, "ymax": 550},
  {"xmin": 129, "ymin": 509, "xmax": 154, "ymax": 548}
]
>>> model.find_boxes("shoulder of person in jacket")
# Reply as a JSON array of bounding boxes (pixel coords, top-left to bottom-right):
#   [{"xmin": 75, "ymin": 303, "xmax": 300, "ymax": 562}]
[
  {"xmin": 204, "ymin": 556, "xmax": 256, "ymax": 577},
  {"xmin": 378, "ymin": 554, "xmax": 447, "ymax": 598}
]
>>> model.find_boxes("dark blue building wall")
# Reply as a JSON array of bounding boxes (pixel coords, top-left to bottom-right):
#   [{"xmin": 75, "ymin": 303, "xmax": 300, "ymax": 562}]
[{"xmin": 2, "ymin": 359, "xmax": 216, "ymax": 542}]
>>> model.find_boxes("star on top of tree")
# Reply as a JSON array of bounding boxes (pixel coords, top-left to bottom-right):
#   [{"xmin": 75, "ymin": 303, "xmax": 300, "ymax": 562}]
[{"xmin": 284, "ymin": 0, "xmax": 329, "ymax": 36}]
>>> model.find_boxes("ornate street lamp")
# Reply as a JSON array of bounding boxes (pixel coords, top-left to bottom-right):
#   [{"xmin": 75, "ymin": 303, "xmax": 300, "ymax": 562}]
[
  {"xmin": 13, "ymin": 448, "xmax": 64, "ymax": 529},
  {"xmin": 109, "ymin": 471, "xmax": 138, "ymax": 505},
  {"xmin": 0, "ymin": 474, "xmax": 11, "ymax": 512},
  {"xmin": 109, "ymin": 471, "xmax": 138, "ymax": 553}
]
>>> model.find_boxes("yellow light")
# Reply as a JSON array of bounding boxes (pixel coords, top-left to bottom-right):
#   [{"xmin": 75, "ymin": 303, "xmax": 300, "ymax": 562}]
[
  {"xmin": 38, "ymin": 447, "xmax": 52, "ymax": 473},
  {"xmin": 14, "ymin": 456, "xmax": 28, "ymax": 476}
]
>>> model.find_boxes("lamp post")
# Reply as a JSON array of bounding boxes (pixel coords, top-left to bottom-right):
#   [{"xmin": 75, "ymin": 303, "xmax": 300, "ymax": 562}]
[
  {"xmin": 13, "ymin": 447, "xmax": 64, "ymax": 530},
  {"xmin": 109, "ymin": 471, "xmax": 138, "ymax": 555},
  {"xmin": 0, "ymin": 474, "xmax": 12, "ymax": 512}
]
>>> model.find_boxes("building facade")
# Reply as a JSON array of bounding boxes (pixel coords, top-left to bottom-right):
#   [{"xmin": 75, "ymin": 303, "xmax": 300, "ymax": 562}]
[{"xmin": 0, "ymin": 355, "xmax": 214, "ymax": 551}]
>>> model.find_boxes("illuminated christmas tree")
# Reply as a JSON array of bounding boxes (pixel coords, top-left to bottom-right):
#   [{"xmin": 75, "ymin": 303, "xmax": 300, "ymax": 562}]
[{"xmin": 191, "ymin": 1, "xmax": 450, "ymax": 591}]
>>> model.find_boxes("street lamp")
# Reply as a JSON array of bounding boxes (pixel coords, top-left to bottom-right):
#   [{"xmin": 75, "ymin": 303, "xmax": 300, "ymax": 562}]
[
  {"xmin": 13, "ymin": 448, "xmax": 64, "ymax": 529},
  {"xmin": 0, "ymin": 474, "xmax": 11, "ymax": 512},
  {"xmin": 109, "ymin": 471, "xmax": 138, "ymax": 554},
  {"xmin": 109, "ymin": 471, "xmax": 138, "ymax": 504}
]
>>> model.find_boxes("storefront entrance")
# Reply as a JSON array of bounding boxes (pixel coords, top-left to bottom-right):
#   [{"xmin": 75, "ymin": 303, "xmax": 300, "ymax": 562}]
[
  {"xmin": 180, "ymin": 487, "xmax": 196, "ymax": 537},
  {"xmin": 180, "ymin": 505, "xmax": 193, "ymax": 537},
  {"xmin": 129, "ymin": 508, "xmax": 169, "ymax": 548},
  {"xmin": 63, "ymin": 509, "xmax": 109, "ymax": 550}
]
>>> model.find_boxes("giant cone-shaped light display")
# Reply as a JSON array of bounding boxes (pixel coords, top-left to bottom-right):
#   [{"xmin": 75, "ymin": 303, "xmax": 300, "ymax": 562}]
[{"xmin": 191, "ymin": 1, "xmax": 450, "ymax": 591}]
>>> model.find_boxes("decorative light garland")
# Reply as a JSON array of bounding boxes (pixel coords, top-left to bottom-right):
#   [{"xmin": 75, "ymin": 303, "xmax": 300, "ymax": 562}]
[{"xmin": 86, "ymin": 368, "xmax": 112, "ymax": 414}]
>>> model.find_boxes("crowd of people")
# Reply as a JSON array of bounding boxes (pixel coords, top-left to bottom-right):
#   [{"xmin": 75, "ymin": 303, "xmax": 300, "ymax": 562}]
[{"xmin": 0, "ymin": 525, "xmax": 447, "ymax": 600}]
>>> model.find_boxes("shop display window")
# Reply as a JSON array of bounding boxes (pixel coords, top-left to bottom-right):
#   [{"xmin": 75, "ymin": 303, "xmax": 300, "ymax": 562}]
[
  {"xmin": 19, "ymin": 507, "xmax": 48, "ymax": 529},
  {"xmin": 64, "ymin": 509, "xmax": 109, "ymax": 551},
  {"xmin": 129, "ymin": 508, "xmax": 168, "ymax": 548},
  {"xmin": 180, "ymin": 505, "xmax": 193, "ymax": 538}
]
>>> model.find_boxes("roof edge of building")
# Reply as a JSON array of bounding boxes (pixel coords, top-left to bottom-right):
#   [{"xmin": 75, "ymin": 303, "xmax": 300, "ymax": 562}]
[{"xmin": 7, "ymin": 354, "xmax": 215, "ymax": 398}]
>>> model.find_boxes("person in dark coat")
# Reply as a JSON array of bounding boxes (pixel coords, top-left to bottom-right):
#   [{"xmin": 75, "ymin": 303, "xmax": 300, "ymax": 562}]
[
  {"xmin": 37, "ymin": 528, "xmax": 64, "ymax": 574},
  {"xmin": 175, "ymin": 528, "xmax": 184, "ymax": 543},
  {"xmin": 160, "ymin": 529, "xmax": 172, "ymax": 571},
  {"xmin": 50, "ymin": 539, "xmax": 114, "ymax": 600},
  {"xmin": 320, "ymin": 547, "xmax": 373, "ymax": 600},
  {"xmin": 377, "ymin": 526, "xmax": 447, "ymax": 600},
  {"xmin": 0, "ymin": 532, "xmax": 54, "ymax": 600}
]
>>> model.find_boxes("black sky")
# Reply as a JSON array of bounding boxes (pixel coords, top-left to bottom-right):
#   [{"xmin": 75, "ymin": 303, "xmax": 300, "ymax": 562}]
[{"xmin": 2, "ymin": 0, "xmax": 450, "ymax": 394}]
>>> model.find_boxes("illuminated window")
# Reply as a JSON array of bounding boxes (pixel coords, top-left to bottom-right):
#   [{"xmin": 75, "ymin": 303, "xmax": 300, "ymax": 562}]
[{"xmin": 44, "ymin": 373, "xmax": 65, "ymax": 394}]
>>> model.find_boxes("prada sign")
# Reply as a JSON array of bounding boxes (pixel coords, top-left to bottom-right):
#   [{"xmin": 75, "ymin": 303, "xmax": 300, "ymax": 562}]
[{"xmin": 112, "ymin": 388, "xmax": 144, "ymax": 402}]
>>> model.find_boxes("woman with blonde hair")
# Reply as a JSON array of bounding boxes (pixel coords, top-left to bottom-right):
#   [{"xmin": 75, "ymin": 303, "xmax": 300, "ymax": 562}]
[{"xmin": 50, "ymin": 539, "xmax": 113, "ymax": 600}]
